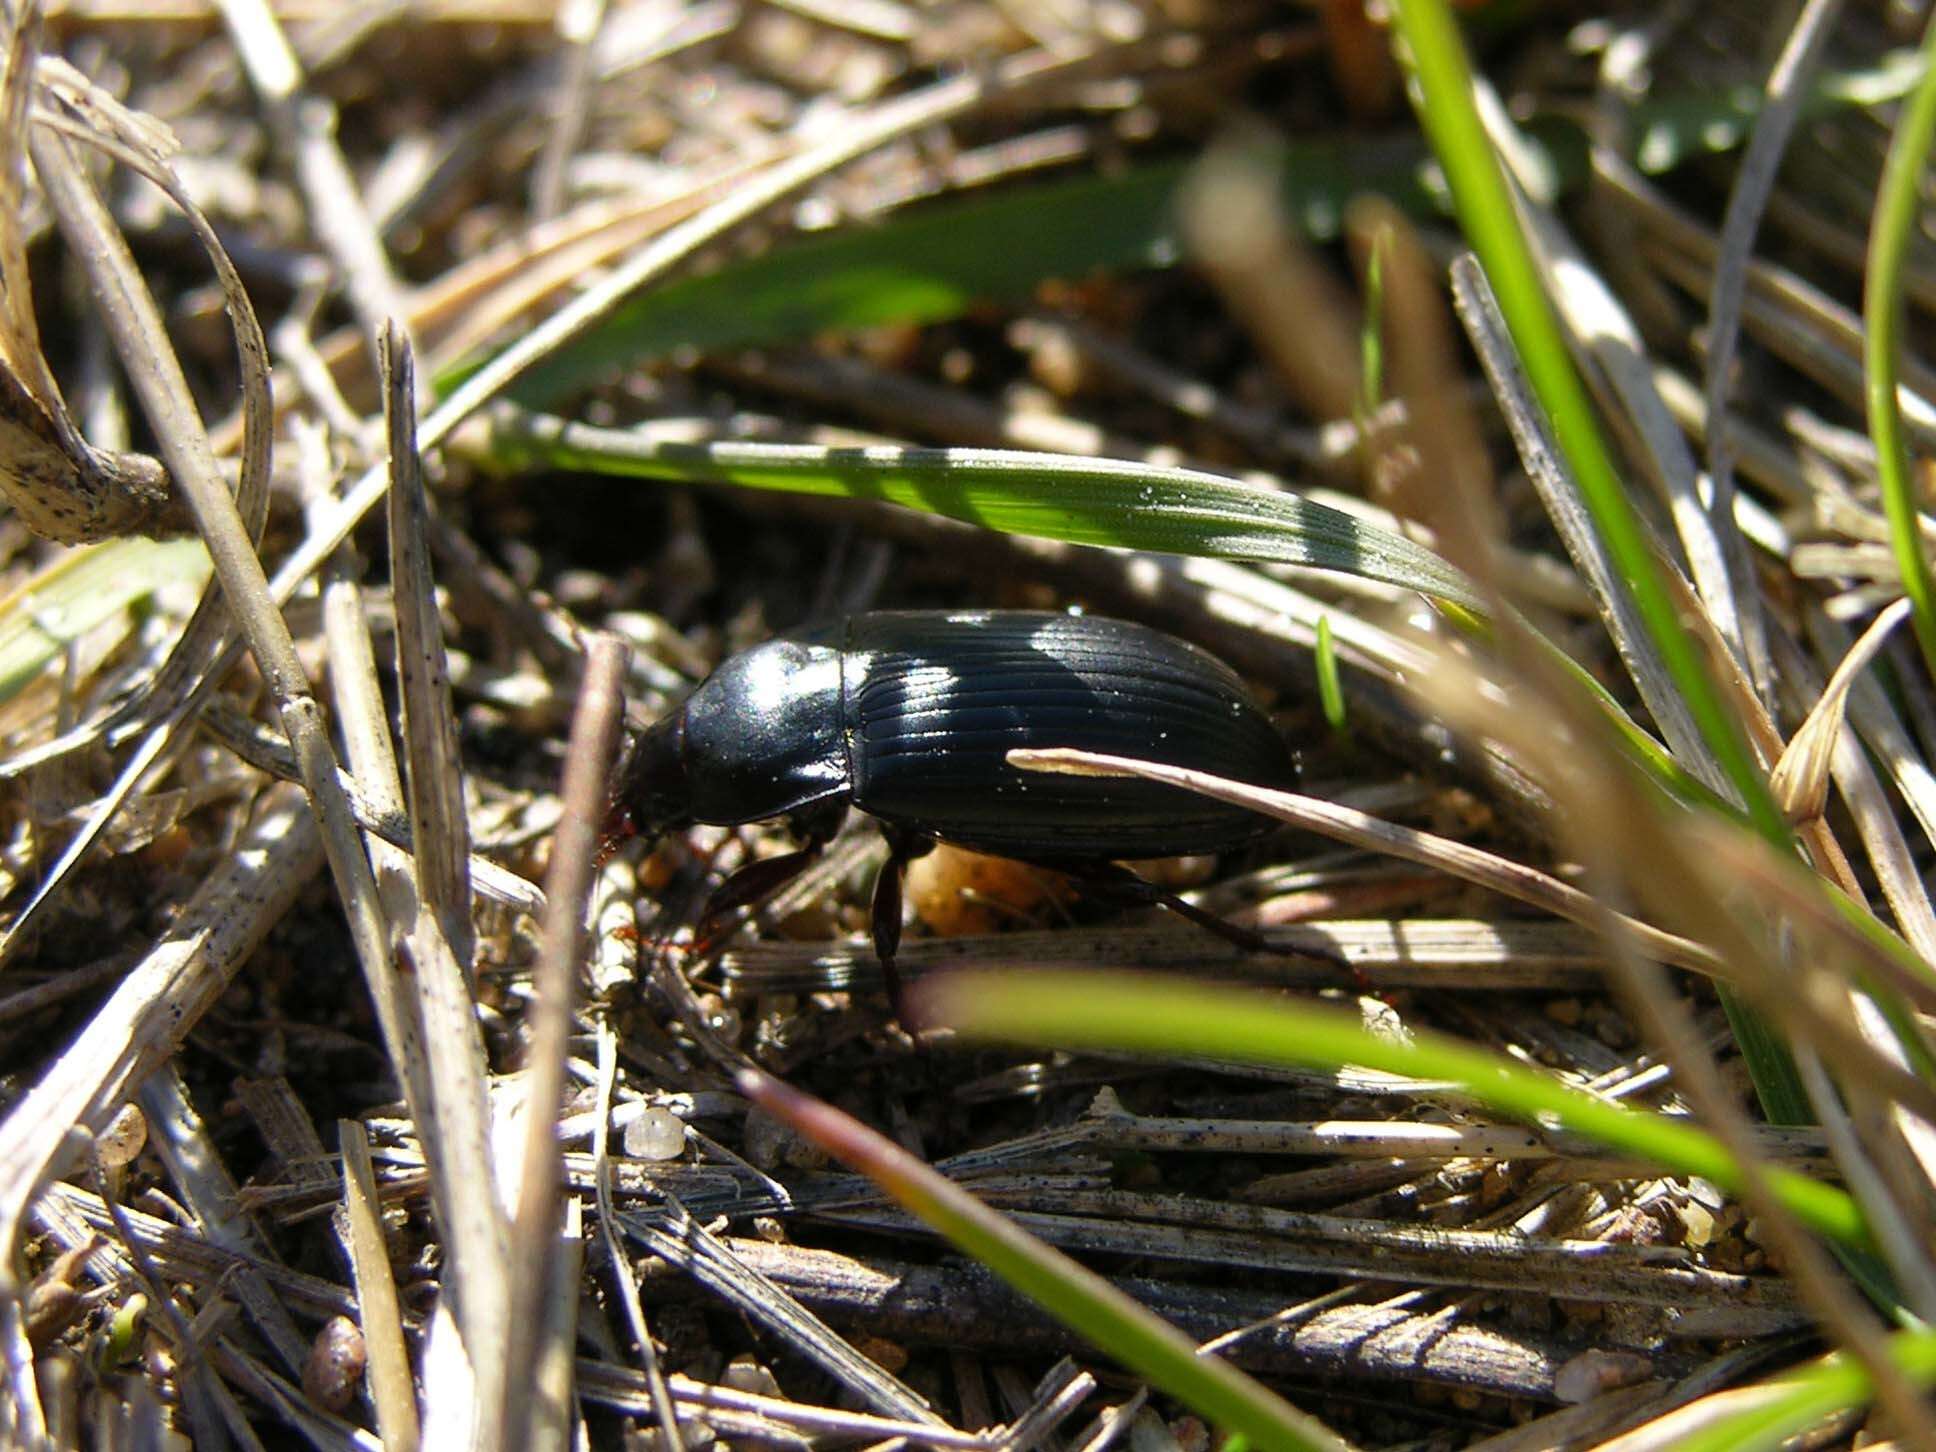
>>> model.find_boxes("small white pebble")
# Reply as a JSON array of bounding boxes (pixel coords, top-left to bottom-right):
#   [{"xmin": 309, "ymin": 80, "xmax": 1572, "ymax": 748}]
[{"xmin": 623, "ymin": 1106, "xmax": 687, "ymax": 1162}]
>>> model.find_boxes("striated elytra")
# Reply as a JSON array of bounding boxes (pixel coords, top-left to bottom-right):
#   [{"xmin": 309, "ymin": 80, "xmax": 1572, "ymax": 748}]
[{"xmin": 609, "ymin": 610, "xmax": 1313, "ymax": 1000}]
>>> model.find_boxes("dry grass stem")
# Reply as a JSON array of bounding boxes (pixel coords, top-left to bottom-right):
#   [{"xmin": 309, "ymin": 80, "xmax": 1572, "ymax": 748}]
[
  {"xmin": 338, "ymin": 1121, "xmax": 420, "ymax": 1452},
  {"xmin": 499, "ymin": 632, "xmax": 627, "ymax": 1449},
  {"xmin": 384, "ymin": 328, "xmax": 474, "ymax": 957},
  {"xmin": 1012, "ymin": 749, "xmax": 1720, "ymax": 975},
  {"xmin": 1700, "ymin": 0, "xmax": 1847, "ymax": 700}
]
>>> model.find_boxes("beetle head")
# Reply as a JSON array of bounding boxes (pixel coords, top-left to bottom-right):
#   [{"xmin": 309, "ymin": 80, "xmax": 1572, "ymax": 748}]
[{"xmin": 603, "ymin": 708, "xmax": 692, "ymax": 850}]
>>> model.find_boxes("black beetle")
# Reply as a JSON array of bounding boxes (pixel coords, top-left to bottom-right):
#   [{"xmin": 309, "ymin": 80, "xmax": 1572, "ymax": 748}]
[{"xmin": 609, "ymin": 610, "xmax": 1319, "ymax": 999}]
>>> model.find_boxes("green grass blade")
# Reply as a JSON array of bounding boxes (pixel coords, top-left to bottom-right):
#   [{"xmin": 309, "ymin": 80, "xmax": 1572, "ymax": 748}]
[
  {"xmin": 1388, "ymin": 0, "xmax": 1784, "ymax": 842},
  {"xmin": 1864, "ymin": 12, "xmax": 1936, "ymax": 681},
  {"xmin": 740, "ymin": 1067, "xmax": 1357, "ymax": 1452},
  {"xmin": 1357, "ymin": 231, "xmax": 1387, "ymax": 420},
  {"xmin": 1515, "ymin": 612, "xmax": 1736, "ymax": 817},
  {"xmin": 1315, "ymin": 615, "xmax": 1346, "ymax": 734},
  {"xmin": 482, "ymin": 414, "xmax": 1487, "ymax": 612},
  {"xmin": 1389, "ymin": 0, "xmax": 1813, "ymax": 1128},
  {"xmin": 1672, "ymin": 1327, "xmax": 1936, "ymax": 1452},
  {"xmin": 918, "ymin": 971, "xmax": 1870, "ymax": 1248},
  {"xmin": 0, "ymin": 537, "xmax": 210, "ymax": 706}
]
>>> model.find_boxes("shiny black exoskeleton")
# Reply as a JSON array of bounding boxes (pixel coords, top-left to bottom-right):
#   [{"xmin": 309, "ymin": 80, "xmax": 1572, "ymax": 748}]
[{"xmin": 609, "ymin": 610, "xmax": 1308, "ymax": 997}]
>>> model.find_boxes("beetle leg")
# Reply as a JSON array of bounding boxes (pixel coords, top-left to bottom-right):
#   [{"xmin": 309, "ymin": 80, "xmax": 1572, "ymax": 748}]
[
  {"xmin": 786, "ymin": 798, "xmax": 848, "ymax": 845},
  {"xmin": 1066, "ymin": 862, "xmax": 1357, "ymax": 983},
  {"xmin": 699, "ymin": 841, "xmax": 824, "ymax": 940},
  {"xmin": 871, "ymin": 827, "xmax": 933, "ymax": 1017},
  {"xmin": 700, "ymin": 801, "xmax": 847, "ymax": 936}
]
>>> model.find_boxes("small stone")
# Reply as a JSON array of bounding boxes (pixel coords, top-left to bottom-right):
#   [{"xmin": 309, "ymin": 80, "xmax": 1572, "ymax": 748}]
[
  {"xmin": 623, "ymin": 1106, "xmax": 686, "ymax": 1162},
  {"xmin": 96, "ymin": 1103, "xmax": 148, "ymax": 1169},
  {"xmin": 302, "ymin": 1315, "xmax": 366, "ymax": 1413},
  {"xmin": 720, "ymin": 1354, "xmax": 781, "ymax": 1397},
  {"xmin": 1554, "ymin": 1349, "xmax": 1655, "ymax": 1404},
  {"xmin": 752, "ymin": 1216, "xmax": 786, "ymax": 1244}
]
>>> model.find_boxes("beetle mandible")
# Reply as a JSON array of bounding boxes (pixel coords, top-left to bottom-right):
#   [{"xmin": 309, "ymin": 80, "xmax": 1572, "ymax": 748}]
[{"xmin": 608, "ymin": 610, "xmax": 1318, "ymax": 1001}]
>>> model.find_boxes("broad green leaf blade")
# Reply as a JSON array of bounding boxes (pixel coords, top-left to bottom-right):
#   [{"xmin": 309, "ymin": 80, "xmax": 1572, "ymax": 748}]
[
  {"xmin": 484, "ymin": 413, "xmax": 1486, "ymax": 613},
  {"xmin": 919, "ymin": 970, "xmax": 1870, "ymax": 1248},
  {"xmin": 505, "ymin": 142, "xmax": 1439, "ymax": 409},
  {"xmin": 0, "ymin": 537, "xmax": 210, "ymax": 705},
  {"xmin": 490, "ymin": 59, "xmax": 1922, "ymax": 412}
]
